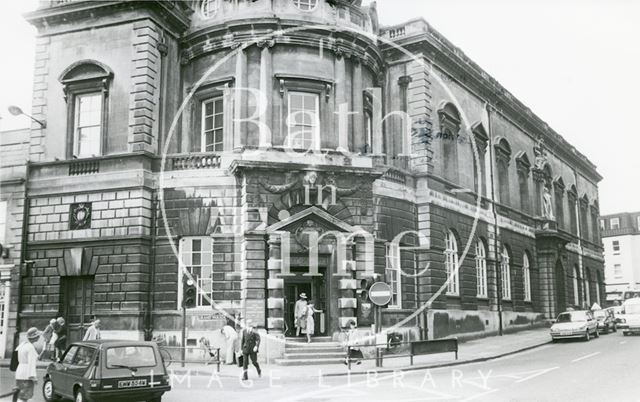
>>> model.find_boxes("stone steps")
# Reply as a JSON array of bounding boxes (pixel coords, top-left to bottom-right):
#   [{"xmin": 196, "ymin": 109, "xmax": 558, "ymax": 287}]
[{"xmin": 276, "ymin": 337, "xmax": 346, "ymax": 366}]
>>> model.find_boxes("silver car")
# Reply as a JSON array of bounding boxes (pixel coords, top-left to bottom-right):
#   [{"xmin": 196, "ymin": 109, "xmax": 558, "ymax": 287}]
[{"xmin": 550, "ymin": 310, "xmax": 599, "ymax": 342}]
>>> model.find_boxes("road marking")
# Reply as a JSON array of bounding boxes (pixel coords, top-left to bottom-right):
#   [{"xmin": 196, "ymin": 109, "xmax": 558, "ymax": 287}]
[
  {"xmin": 620, "ymin": 341, "xmax": 627, "ymax": 345},
  {"xmin": 571, "ymin": 352, "xmax": 601, "ymax": 363},
  {"xmin": 459, "ymin": 388, "xmax": 500, "ymax": 402},
  {"xmin": 514, "ymin": 367, "xmax": 559, "ymax": 383}
]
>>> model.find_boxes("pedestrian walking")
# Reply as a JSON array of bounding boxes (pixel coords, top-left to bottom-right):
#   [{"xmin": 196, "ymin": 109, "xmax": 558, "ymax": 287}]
[
  {"xmin": 220, "ymin": 324, "xmax": 238, "ymax": 365},
  {"xmin": 240, "ymin": 320, "xmax": 261, "ymax": 381},
  {"xmin": 53, "ymin": 317, "xmax": 66, "ymax": 360},
  {"xmin": 38, "ymin": 319, "xmax": 56, "ymax": 361},
  {"xmin": 83, "ymin": 317, "xmax": 101, "ymax": 341},
  {"xmin": 303, "ymin": 303, "xmax": 321, "ymax": 343},
  {"xmin": 294, "ymin": 293, "xmax": 308, "ymax": 337},
  {"xmin": 343, "ymin": 320, "xmax": 363, "ymax": 366},
  {"xmin": 14, "ymin": 327, "xmax": 41, "ymax": 402}
]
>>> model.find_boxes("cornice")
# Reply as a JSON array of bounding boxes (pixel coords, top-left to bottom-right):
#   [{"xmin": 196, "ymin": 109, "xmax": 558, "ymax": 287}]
[{"xmin": 380, "ymin": 31, "xmax": 602, "ymax": 183}]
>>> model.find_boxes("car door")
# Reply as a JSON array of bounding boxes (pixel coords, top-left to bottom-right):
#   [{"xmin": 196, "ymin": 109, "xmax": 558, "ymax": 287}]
[
  {"xmin": 66, "ymin": 345, "xmax": 96, "ymax": 391},
  {"xmin": 53, "ymin": 345, "xmax": 79, "ymax": 398}
]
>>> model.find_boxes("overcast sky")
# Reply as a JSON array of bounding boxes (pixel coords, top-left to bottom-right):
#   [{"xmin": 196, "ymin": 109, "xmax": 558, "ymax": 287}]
[{"xmin": 1, "ymin": 0, "xmax": 638, "ymax": 215}]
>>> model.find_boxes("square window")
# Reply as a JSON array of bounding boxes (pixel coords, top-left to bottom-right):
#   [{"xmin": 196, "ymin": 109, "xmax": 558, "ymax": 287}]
[
  {"xmin": 73, "ymin": 93, "xmax": 103, "ymax": 158},
  {"xmin": 201, "ymin": 97, "xmax": 224, "ymax": 152},
  {"xmin": 612, "ymin": 240, "xmax": 620, "ymax": 254},
  {"xmin": 610, "ymin": 218, "xmax": 620, "ymax": 230}
]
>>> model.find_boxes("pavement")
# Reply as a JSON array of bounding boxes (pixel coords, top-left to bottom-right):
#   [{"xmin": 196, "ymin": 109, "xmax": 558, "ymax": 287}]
[{"xmin": 0, "ymin": 327, "xmax": 551, "ymax": 379}]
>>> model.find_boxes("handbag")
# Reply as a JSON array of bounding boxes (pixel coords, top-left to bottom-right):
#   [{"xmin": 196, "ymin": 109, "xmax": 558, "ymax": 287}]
[{"xmin": 9, "ymin": 349, "xmax": 19, "ymax": 372}]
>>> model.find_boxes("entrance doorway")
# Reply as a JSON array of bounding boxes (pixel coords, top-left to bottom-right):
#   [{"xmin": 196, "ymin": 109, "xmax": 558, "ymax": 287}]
[
  {"xmin": 284, "ymin": 267, "xmax": 328, "ymax": 337},
  {"xmin": 61, "ymin": 276, "xmax": 94, "ymax": 343}
]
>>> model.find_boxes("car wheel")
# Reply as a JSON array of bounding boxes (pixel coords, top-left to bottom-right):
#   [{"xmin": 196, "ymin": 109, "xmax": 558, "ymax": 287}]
[
  {"xmin": 584, "ymin": 330, "xmax": 590, "ymax": 341},
  {"xmin": 595, "ymin": 328, "xmax": 600, "ymax": 338},
  {"xmin": 42, "ymin": 378, "xmax": 60, "ymax": 402},
  {"xmin": 613, "ymin": 325, "xmax": 617, "ymax": 333},
  {"xmin": 623, "ymin": 332, "xmax": 628, "ymax": 336},
  {"xmin": 75, "ymin": 388, "xmax": 89, "ymax": 402},
  {"xmin": 149, "ymin": 397, "xmax": 162, "ymax": 402}
]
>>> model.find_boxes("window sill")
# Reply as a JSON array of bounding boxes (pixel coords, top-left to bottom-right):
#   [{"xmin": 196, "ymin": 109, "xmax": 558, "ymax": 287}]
[
  {"xmin": 446, "ymin": 293, "xmax": 460, "ymax": 298},
  {"xmin": 476, "ymin": 296, "xmax": 489, "ymax": 300}
]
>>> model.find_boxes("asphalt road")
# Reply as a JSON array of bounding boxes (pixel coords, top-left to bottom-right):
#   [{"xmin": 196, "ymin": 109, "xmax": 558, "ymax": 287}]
[{"xmin": 2, "ymin": 332, "xmax": 639, "ymax": 402}]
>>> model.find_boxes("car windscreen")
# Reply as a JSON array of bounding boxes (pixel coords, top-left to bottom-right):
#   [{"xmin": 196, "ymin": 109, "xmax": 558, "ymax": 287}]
[
  {"xmin": 106, "ymin": 346, "xmax": 157, "ymax": 369},
  {"xmin": 557, "ymin": 312, "xmax": 587, "ymax": 322}
]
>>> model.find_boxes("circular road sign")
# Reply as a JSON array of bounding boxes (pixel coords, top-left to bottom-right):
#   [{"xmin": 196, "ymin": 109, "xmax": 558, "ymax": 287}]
[{"xmin": 369, "ymin": 282, "xmax": 393, "ymax": 306}]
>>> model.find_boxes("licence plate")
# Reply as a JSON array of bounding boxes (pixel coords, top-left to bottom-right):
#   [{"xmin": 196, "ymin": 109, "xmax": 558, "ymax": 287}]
[
  {"xmin": 560, "ymin": 331, "xmax": 572, "ymax": 336},
  {"xmin": 118, "ymin": 379, "xmax": 147, "ymax": 388}
]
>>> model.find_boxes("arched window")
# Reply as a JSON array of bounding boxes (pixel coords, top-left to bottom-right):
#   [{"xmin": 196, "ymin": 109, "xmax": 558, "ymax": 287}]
[
  {"xmin": 501, "ymin": 245, "xmax": 512, "ymax": 300},
  {"xmin": 523, "ymin": 253, "xmax": 532, "ymax": 302},
  {"xmin": 475, "ymin": 240, "xmax": 487, "ymax": 298},
  {"xmin": 516, "ymin": 152, "xmax": 531, "ymax": 213},
  {"xmin": 59, "ymin": 60, "xmax": 113, "ymax": 159},
  {"xmin": 293, "ymin": 0, "xmax": 318, "ymax": 11},
  {"xmin": 573, "ymin": 265, "xmax": 581, "ymax": 306},
  {"xmin": 580, "ymin": 196, "xmax": 590, "ymax": 241},
  {"xmin": 201, "ymin": 0, "xmax": 219, "ymax": 18},
  {"xmin": 438, "ymin": 103, "xmax": 461, "ymax": 184},
  {"xmin": 495, "ymin": 139, "xmax": 512, "ymax": 205},
  {"xmin": 445, "ymin": 230, "xmax": 459, "ymax": 295},
  {"xmin": 553, "ymin": 177, "xmax": 565, "ymax": 229},
  {"xmin": 568, "ymin": 186, "xmax": 578, "ymax": 234},
  {"xmin": 472, "ymin": 124, "xmax": 488, "ymax": 197}
]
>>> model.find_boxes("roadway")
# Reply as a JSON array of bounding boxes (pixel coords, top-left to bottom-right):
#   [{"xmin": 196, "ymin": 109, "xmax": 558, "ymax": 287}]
[{"xmin": 2, "ymin": 331, "xmax": 638, "ymax": 401}]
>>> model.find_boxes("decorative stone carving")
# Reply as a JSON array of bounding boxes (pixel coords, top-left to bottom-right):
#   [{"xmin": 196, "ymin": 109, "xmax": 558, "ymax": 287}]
[
  {"xmin": 69, "ymin": 203, "xmax": 92, "ymax": 230},
  {"xmin": 542, "ymin": 186, "xmax": 554, "ymax": 220},
  {"xmin": 533, "ymin": 136, "xmax": 548, "ymax": 171},
  {"xmin": 294, "ymin": 219, "xmax": 324, "ymax": 250}
]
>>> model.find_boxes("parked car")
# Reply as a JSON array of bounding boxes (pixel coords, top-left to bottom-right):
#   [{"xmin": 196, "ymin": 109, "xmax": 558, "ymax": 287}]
[
  {"xmin": 622, "ymin": 297, "xmax": 640, "ymax": 336},
  {"xmin": 43, "ymin": 340, "xmax": 171, "ymax": 402},
  {"xmin": 594, "ymin": 308, "xmax": 617, "ymax": 333},
  {"xmin": 550, "ymin": 310, "xmax": 599, "ymax": 342}
]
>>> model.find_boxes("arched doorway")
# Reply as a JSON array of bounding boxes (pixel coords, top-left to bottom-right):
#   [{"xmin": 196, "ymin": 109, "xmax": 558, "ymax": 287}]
[{"xmin": 555, "ymin": 259, "xmax": 566, "ymax": 315}]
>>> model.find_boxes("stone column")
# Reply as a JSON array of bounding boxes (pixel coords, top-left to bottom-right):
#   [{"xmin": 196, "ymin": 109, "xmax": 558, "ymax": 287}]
[
  {"xmin": 335, "ymin": 51, "xmax": 349, "ymax": 152},
  {"xmin": 233, "ymin": 49, "xmax": 247, "ymax": 151},
  {"xmin": 338, "ymin": 240, "xmax": 357, "ymax": 328},
  {"xmin": 352, "ymin": 59, "xmax": 364, "ymax": 153},
  {"xmin": 257, "ymin": 40, "xmax": 274, "ymax": 149}
]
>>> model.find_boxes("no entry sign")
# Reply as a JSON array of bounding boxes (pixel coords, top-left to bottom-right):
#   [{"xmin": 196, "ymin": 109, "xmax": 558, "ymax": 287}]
[{"xmin": 369, "ymin": 282, "xmax": 393, "ymax": 306}]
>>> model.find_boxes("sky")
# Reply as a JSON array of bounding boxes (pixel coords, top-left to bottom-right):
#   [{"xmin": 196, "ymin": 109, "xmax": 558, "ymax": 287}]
[{"xmin": 0, "ymin": 0, "xmax": 639, "ymax": 215}]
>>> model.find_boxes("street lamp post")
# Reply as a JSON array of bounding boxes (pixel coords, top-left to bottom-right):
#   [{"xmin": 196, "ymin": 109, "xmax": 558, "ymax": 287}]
[{"xmin": 7, "ymin": 105, "xmax": 46, "ymax": 128}]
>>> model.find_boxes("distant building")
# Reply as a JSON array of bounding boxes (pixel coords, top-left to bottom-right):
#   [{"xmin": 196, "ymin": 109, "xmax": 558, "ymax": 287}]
[
  {"xmin": 601, "ymin": 212, "xmax": 640, "ymax": 304},
  {"xmin": 4, "ymin": 0, "xmax": 605, "ymax": 359},
  {"xmin": 0, "ymin": 128, "xmax": 29, "ymax": 357}
]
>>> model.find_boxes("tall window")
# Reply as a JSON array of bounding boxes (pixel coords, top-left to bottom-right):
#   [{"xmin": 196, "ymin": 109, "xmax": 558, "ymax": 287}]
[
  {"xmin": 599, "ymin": 219, "xmax": 605, "ymax": 231},
  {"xmin": 472, "ymin": 125, "xmax": 488, "ymax": 197},
  {"xmin": 293, "ymin": 0, "xmax": 318, "ymax": 11},
  {"xmin": 364, "ymin": 110, "xmax": 373, "ymax": 154},
  {"xmin": 501, "ymin": 246, "xmax": 512, "ymax": 300},
  {"xmin": 0, "ymin": 201, "xmax": 6, "ymax": 245},
  {"xmin": 610, "ymin": 218, "xmax": 620, "ymax": 230},
  {"xmin": 523, "ymin": 253, "xmax": 531, "ymax": 302},
  {"xmin": 438, "ymin": 103, "xmax": 461, "ymax": 183},
  {"xmin": 73, "ymin": 93, "xmax": 103, "ymax": 158},
  {"xmin": 201, "ymin": 97, "xmax": 224, "ymax": 152},
  {"xmin": 573, "ymin": 265, "xmax": 581, "ymax": 306},
  {"xmin": 385, "ymin": 243, "xmax": 402, "ymax": 308},
  {"xmin": 60, "ymin": 61, "xmax": 112, "ymax": 159},
  {"xmin": 475, "ymin": 240, "xmax": 487, "ymax": 298},
  {"xmin": 179, "ymin": 237, "xmax": 213, "ymax": 308},
  {"xmin": 287, "ymin": 91, "xmax": 319, "ymax": 150},
  {"xmin": 445, "ymin": 230, "xmax": 459, "ymax": 295},
  {"xmin": 495, "ymin": 139, "xmax": 512, "ymax": 205},
  {"xmin": 201, "ymin": 0, "xmax": 219, "ymax": 17},
  {"xmin": 516, "ymin": 153, "xmax": 531, "ymax": 213}
]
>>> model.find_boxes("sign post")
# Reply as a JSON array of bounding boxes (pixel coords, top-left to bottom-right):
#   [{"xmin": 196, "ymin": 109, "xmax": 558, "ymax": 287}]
[{"xmin": 368, "ymin": 282, "xmax": 392, "ymax": 367}]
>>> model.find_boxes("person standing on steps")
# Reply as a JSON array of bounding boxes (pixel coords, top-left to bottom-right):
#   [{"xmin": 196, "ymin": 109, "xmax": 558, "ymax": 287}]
[
  {"xmin": 240, "ymin": 319, "xmax": 261, "ymax": 381},
  {"xmin": 294, "ymin": 293, "xmax": 308, "ymax": 337},
  {"xmin": 83, "ymin": 316, "xmax": 101, "ymax": 341},
  {"xmin": 303, "ymin": 303, "xmax": 322, "ymax": 344}
]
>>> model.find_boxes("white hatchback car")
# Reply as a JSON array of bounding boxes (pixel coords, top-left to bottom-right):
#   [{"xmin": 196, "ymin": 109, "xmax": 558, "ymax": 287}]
[{"xmin": 550, "ymin": 310, "xmax": 599, "ymax": 342}]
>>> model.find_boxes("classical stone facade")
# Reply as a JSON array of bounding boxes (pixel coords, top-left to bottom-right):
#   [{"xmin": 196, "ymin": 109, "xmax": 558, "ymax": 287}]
[{"xmin": 6, "ymin": 0, "xmax": 605, "ymax": 359}]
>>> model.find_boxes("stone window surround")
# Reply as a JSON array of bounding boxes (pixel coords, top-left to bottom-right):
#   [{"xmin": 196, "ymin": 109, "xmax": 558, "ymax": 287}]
[
  {"xmin": 277, "ymin": 75, "xmax": 332, "ymax": 150},
  {"xmin": 437, "ymin": 103, "xmax": 461, "ymax": 184},
  {"xmin": 523, "ymin": 252, "xmax": 531, "ymax": 302},
  {"xmin": 385, "ymin": 242, "xmax": 402, "ymax": 309},
  {"xmin": 500, "ymin": 245, "xmax": 512, "ymax": 301},
  {"xmin": 475, "ymin": 239, "xmax": 488, "ymax": 298},
  {"xmin": 60, "ymin": 60, "xmax": 113, "ymax": 160},
  {"xmin": 190, "ymin": 77, "xmax": 234, "ymax": 153},
  {"xmin": 444, "ymin": 229, "xmax": 460, "ymax": 296}
]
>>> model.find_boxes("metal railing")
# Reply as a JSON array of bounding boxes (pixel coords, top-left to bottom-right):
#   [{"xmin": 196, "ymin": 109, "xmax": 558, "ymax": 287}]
[
  {"xmin": 345, "ymin": 338, "xmax": 458, "ymax": 370},
  {"xmin": 169, "ymin": 153, "xmax": 221, "ymax": 171}
]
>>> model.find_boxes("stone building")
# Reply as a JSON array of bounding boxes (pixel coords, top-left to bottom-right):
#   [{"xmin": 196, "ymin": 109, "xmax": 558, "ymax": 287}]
[
  {"xmin": 600, "ymin": 212, "xmax": 640, "ymax": 304},
  {"xmin": 9, "ymin": 0, "xmax": 604, "ymax": 359}
]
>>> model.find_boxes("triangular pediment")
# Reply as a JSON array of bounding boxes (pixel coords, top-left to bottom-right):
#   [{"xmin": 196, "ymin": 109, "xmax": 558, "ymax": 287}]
[{"xmin": 266, "ymin": 206, "xmax": 361, "ymax": 234}]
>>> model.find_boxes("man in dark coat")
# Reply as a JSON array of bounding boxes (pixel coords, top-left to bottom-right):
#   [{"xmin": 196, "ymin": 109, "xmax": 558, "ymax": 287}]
[{"xmin": 240, "ymin": 319, "xmax": 261, "ymax": 381}]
